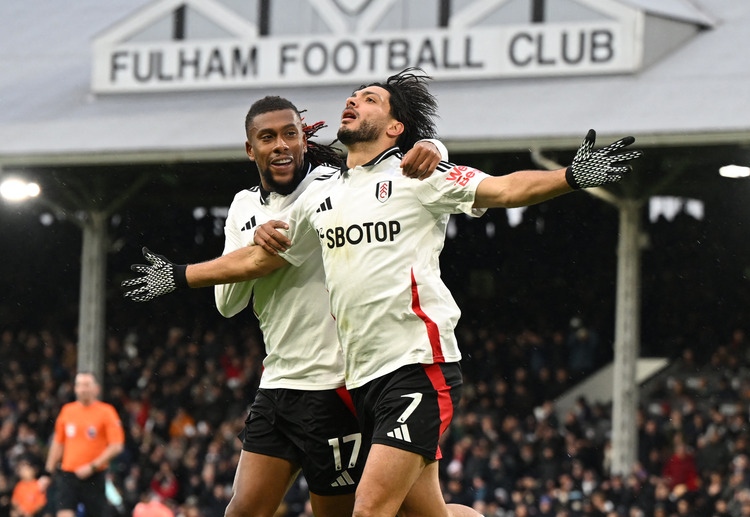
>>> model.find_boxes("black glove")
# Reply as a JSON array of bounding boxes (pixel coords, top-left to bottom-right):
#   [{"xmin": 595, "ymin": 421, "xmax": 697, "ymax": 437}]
[
  {"xmin": 565, "ymin": 129, "xmax": 643, "ymax": 189},
  {"xmin": 121, "ymin": 247, "xmax": 188, "ymax": 302}
]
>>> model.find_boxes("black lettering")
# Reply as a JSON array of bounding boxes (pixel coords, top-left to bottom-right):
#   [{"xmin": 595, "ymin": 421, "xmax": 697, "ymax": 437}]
[
  {"xmin": 387, "ymin": 40, "xmax": 410, "ymax": 71},
  {"xmin": 232, "ymin": 46, "xmax": 257, "ymax": 76},
  {"xmin": 204, "ymin": 48, "xmax": 225, "ymax": 77},
  {"xmin": 536, "ymin": 33, "xmax": 555, "ymax": 65},
  {"xmin": 133, "ymin": 52, "xmax": 154, "ymax": 82},
  {"xmin": 325, "ymin": 228, "xmax": 335, "ymax": 249},
  {"xmin": 415, "ymin": 39, "xmax": 438, "ymax": 69},
  {"xmin": 389, "ymin": 221, "xmax": 401, "ymax": 240},
  {"xmin": 362, "ymin": 40, "xmax": 383, "ymax": 71},
  {"xmin": 280, "ymin": 44, "xmax": 298, "ymax": 75},
  {"xmin": 304, "ymin": 42, "xmax": 328, "ymax": 75},
  {"xmin": 362, "ymin": 222, "xmax": 374, "ymax": 242},
  {"xmin": 464, "ymin": 36, "xmax": 484, "ymax": 69},
  {"xmin": 110, "ymin": 51, "xmax": 128, "ymax": 82},
  {"xmin": 347, "ymin": 225, "xmax": 363, "ymax": 244},
  {"xmin": 178, "ymin": 48, "xmax": 200, "ymax": 79},
  {"xmin": 322, "ymin": 221, "xmax": 401, "ymax": 247},
  {"xmin": 156, "ymin": 53, "xmax": 173, "ymax": 81},
  {"xmin": 333, "ymin": 41, "xmax": 357, "ymax": 73},
  {"xmin": 335, "ymin": 226, "xmax": 346, "ymax": 247},
  {"xmin": 561, "ymin": 31, "xmax": 585, "ymax": 65},
  {"xmin": 374, "ymin": 222, "xmax": 387, "ymax": 242},
  {"xmin": 441, "ymin": 37, "xmax": 460, "ymax": 69},
  {"xmin": 591, "ymin": 30, "xmax": 614, "ymax": 63},
  {"xmin": 302, "ymin": 42, "xmax": 328, "ymax": 75},
  {"xmin": 509, "ymin": 33, "xmax": 533, "ymax": 66}
]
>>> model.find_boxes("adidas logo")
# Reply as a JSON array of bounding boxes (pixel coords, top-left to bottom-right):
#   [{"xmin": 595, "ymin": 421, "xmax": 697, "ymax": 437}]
[
  {"xmin": 330, "ymin": 470, "xmax": 356, "ymax": 487},
  {"xmin": 316, "ymin": 197, "xmax": 333, "ymax": 213},
  {"xmin": 386, "ymin": 424, "xmax": 411, "ymax": 442},
  {"xmin": 240, "ymin": 216, "xmax": 256, "ymax": 231}
]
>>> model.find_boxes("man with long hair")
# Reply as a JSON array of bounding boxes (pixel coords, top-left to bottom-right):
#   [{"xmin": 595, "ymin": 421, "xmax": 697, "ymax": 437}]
[
  {"xmin": 174, "ymin": 94, "xmax": 447, "ymax": 517},
  {"xmin": 124, "ymin": 68, "xmax": 641, "ymax": 517}
]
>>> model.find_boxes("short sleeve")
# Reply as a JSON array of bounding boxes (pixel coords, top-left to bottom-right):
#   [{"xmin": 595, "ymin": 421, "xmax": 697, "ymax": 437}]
[{"xmin": 415, "ymin": 163, "xmax": 490, "ymax": 217}]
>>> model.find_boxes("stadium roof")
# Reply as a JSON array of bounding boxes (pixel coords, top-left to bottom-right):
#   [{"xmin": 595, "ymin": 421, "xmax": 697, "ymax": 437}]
[{"xmin": 0, "ymin": 0, "xmax": 747, "ymax": 167}]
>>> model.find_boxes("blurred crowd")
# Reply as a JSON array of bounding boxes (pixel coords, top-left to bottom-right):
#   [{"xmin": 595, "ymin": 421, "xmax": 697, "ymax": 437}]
[
  {"xmin": 0, "ymin": 319, "xmax": 748, "ymax": 517},
  {"xmin": 0, "ymin": 190, "xmax": 748, "ymax": 516}
]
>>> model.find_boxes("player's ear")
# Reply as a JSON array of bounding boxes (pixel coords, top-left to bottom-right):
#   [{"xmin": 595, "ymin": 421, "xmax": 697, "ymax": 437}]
[
  {"xmin": 246, "ymin": 141, "xmax": 256, "ymax": 161},
  {"xmin": 386, "ymin": 120, "xmax": 404, "ymax": 139}
]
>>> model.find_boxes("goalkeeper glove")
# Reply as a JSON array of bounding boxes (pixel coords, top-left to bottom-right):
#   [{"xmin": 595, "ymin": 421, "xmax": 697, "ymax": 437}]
[
  {"xmin": 121, "ymin": 247, "xmax": 188, "ymax": 302},
  {"xmin": 565, "ymin": 129, "xmax": 643, "ymax": 189}
]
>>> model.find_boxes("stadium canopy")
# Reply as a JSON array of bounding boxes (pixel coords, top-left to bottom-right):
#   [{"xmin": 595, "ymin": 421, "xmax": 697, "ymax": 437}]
[{"xmin": 0, "ymin": 0, "xmax": 747, "ymax": 166}]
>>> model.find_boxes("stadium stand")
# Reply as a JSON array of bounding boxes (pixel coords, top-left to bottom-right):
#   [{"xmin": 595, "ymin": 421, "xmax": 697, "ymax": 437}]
[{"xmin": 1, "ymin": 318, "xmax": 748, "ymax": 517}]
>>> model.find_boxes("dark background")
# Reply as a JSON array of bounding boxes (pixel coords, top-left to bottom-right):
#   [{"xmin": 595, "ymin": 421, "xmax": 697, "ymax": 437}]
[{"xmin": 1, "ymin": 144, "xmax": 748, "ymax": 363}]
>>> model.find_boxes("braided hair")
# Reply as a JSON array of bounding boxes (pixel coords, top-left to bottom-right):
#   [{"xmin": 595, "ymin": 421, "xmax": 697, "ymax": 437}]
[
  {"xmin": 302, "ymin": 120, "xmax": 344, "ymax": 168},
  {"xmin": 360, "ymin": 67, "xmax": 438, "ymax": 152},
  {"xmin": 244, "ymin": 96, "xmax": 343, "ymax": 169}
]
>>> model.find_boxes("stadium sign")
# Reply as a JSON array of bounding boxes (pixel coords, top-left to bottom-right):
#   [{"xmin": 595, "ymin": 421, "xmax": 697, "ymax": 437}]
[{"xmin": 91, "ymin": 0, "xmax": 644, "ymax": 93}]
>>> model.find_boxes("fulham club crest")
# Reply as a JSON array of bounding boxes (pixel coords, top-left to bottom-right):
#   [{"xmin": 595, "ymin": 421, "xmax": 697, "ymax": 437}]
[{"xmin": 376, "ymin": 181, "xmax": 392, "ymax": 203}]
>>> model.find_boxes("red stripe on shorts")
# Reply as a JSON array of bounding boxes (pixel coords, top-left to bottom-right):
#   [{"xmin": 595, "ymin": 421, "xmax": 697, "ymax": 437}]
[
  {"xmin": 410, "ymin": 269, "xmax": 444, "ymax": 362},
  {"xmin": 335, "ymin": 386, "xmax": 357, "ymax": 417},
  {"xmin": 422, "ymin": 363, "xmax": 454, "ymax": 460}
]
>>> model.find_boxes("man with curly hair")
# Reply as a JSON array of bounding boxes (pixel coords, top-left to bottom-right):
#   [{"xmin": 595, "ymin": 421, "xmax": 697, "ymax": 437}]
[{"xmin": 125, "ymin": 68, "xmax": 641, "ymax": 517}]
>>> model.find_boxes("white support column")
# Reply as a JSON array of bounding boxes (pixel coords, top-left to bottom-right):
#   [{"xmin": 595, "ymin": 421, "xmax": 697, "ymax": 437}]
[
  {"xmin": 610, "ymin": 198, "xmax": 642, "ymax": 475},
  {"xmin": 76, "ymin": 210, "xmax": 107, "ymax": 381}
]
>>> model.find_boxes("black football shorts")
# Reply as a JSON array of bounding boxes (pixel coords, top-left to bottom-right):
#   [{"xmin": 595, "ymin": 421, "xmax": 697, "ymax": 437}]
[
  {"xmin": 239, "ymin": 387, "xmax": 366, "ymax": 495},
  {"xmin": 54, "ymin": 470, "xmax": 107, "ymax": 514},
  {"xmin": 350, "ymin": 362, "xmax": 462, "ymax": 461}
]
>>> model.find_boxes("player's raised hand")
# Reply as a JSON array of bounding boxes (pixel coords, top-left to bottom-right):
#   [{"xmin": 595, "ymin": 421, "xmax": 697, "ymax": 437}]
[
  {"xmin": 121, "ymin": 247, "xmax": 187, "ymax": 302},
  {"xmin": 565, "ymin": 129, "xmax": 643, "ymax": 189},
  {"xmin": 401, "ymin": 140, "xmax": 445, "ymax": 179}
]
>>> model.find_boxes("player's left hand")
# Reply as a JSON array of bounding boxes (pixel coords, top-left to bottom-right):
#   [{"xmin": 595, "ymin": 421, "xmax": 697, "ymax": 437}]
[
  {"xmin": 121, "ymin": 247, "xmax": 187, "ymax": 302},
  {"xmin": 401, "ymin": 140, "xmax": 442, "ymax": 179},
  {"xmin": 254, "ymin": 220, "xmax": 291, "ymax": 255},
  {"xmin": 565, "ymin": 129, "xmax": 643, "ymax": 189}
]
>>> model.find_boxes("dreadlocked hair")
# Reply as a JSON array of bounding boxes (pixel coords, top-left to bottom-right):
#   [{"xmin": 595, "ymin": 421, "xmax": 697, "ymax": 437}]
[
  {"xmin": 244, "ymin": 96, "xmax": 343, "ymax": 168},
  {"xmin": 303, "ymin": 121, "xmax": 344, "ymax": 168},
  {"xmin": 361, "ymin": 67, "xmax": 438, "ymax": 152}
]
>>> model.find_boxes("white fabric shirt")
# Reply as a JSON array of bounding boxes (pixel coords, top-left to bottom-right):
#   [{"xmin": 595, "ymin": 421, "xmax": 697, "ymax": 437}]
[
  {"xmin": 281, "ymin": 148, "xmax": 489, "ymax": 389},
  {"xmin": 215, "ymin": 163, "xmax": 345, "ymax": 389}
]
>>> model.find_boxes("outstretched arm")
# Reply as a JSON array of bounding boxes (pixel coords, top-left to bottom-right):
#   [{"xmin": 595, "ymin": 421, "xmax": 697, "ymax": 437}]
[
  {"xmin": 187, "ymin": 245, "xmax": 286, "ymax": 287},
  {"xmin": 474, "ymin": 130, "xmax": 642, "ymax": 208},
  {"xmin": 122, "ymin": 246, "xmax": 287, "ymax": 302},
  {"xmin": 475, "ymin": 167, "xmax": 571, "ymax": 208}
]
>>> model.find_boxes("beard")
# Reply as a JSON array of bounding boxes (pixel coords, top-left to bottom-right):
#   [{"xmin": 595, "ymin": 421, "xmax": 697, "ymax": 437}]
[
  {"xmin": 258, "ymin": 164, "xmax": 305, "ymax": 196},
  {"xmin": 337, "ymin": 119, "xmax": 381, "ymax": 146}
]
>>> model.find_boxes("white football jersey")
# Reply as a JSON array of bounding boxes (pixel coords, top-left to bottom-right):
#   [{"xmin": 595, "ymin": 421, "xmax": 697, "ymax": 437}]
[
  {"xmin": 215, "ymin": 163, "xmax": 344, "ymax": 390},
  {"xmin": 282, "ymin": 148, "xmax": 489, "ymax": 389}
]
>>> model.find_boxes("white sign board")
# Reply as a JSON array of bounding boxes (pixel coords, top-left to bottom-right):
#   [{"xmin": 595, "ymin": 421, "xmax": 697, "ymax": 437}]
[{"xmin": 91, "ymin": 1, "xmax": 644, "ymax": 93}]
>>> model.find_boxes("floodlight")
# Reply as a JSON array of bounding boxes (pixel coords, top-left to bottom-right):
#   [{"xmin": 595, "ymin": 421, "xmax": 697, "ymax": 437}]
[
  {"xmin": 0, "ymin": 178, "xmax": 41, "ymax": 201},
  {"xmin": 719, "ymin": 165, "xmax": 750, "ymax": 178}
]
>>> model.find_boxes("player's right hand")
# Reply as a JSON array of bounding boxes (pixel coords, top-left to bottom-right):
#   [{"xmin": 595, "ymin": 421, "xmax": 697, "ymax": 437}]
[
  {"xmin": 254, "ymin": 220, "xmax": 291, "ymax": 255},
  {"xmin": 121, "ymin": 247, "xmax": 187, "ymax": 302}
]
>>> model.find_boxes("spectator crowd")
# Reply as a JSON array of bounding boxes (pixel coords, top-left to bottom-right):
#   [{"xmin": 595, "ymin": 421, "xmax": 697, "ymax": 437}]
[
  {"xmin": 0, "ymin": 180, "xmax": 748, "ymax": 516},
  {"xmin": 0, "ymin": 319, "xmax": 748, "ymax": 517}
]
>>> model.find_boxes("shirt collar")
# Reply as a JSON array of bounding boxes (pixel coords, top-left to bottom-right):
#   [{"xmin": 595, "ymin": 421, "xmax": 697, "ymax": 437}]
[{"xmin": 340, "ymin": 147, "xmax": 401, "ymax": 176}]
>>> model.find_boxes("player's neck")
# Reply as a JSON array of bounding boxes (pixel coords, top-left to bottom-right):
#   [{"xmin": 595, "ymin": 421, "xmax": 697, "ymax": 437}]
[{"xmin": 345, "ymin": 141, "xmax": 393, "ymax": 169}]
